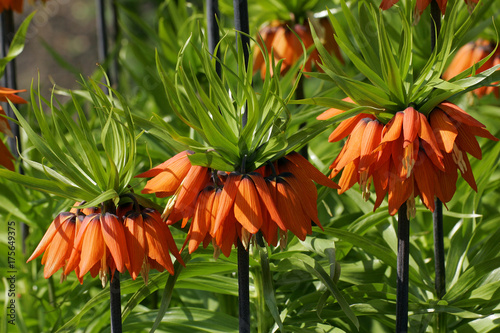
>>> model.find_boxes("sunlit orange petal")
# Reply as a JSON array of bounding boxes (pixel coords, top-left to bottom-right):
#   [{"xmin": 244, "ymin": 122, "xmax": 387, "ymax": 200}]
[
  {"xmin": 413, "ymin": 152, "xmax": 436, "ymax": 211},
  {"xmin": 328, "ymin": 113, "xmax": 374, "ymax": 143},
  {"xmin": 213, "ymin": 172, "xmax": 240, "ymax": 232},
  {"xmin": 234, "ymin": 176, "xmax": 262, "ymax": 234},
  {"xmin": 430, "ymin": 109, "xmax": 458, "ymax": 153},
  {"xmin": 42, "ymin": 219, "xmax": 75, "ymax": 278},
  {"xmin": 418, "ymin": 113, "xmax": 444, "ymax": 168},
  {"xmin": 27, "ymin": 212, "xmax": 74, "ymax": 262},
  {"xmin": 381, "ymin": 112, "xmax": 403, "ymax": 143},
  {"xmin": 175, "ymin": 165, "xmax": 210, "ymax": 218},
  {"xmin": 443, "ymin": 42, "xmax": 474, "ymax": 80},
  {"xmin": 187, "ymin": 188, "xmax": 211, "ymax": 253},
  {"xmin": 388, "ymin": 162, "xmax": 414, "ymax": 216},
  {"xmin": 141, "ymin": 157, "xmax": 193, "ymax": 197},
  {"xmin": 101, "ymin": 213, "xmax": 129, "ymax": 273},
  {"xmin": 332, "ymin": 119, "xmax": 367, "ymax": 172},
  {"xmin": 136, "ymin": 151, "xmax": 190, "ymax": 178},
  {"xmin": 403, "ymin": 107, "xmax": 420, "ymax": 148},
  {"xmin": 338, "ymin": 159, "xmax": 359, "ymax": 194},
  {"xmin": 455, "ymin": 124, "xmax": 483, "ymax": 160},
  {"xmin": 249, "ymin": 173, "xmax": 286, "ymax": 231},
  {"xmin": 78, "ymin": 216, "xmax": 105, "ymax": 277},
  {"xmin": 284, "ymin": 152, "xmax": 339, "ymax": 189},
  {"xmin": 439, "ymin": 102, "xmax": 486, "ymax": 128},
  {"xmin": 359, "ymin": 119, "xmax": 383, "ymax": 171},
  {"xmin": 123, "ymin": 213, "xmax": 145, "ymax": 280}
]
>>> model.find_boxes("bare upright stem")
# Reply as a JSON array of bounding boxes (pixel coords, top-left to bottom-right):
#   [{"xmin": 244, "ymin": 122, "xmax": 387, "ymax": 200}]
[
  {"xmin": 237, "ymin": 243, "xmax": 251, "ymax": 333},
  {"xmin": 396, "ymin": 204, "xmax": 410, "ymax": 333},
  {"xmin": 430, "ymin": 1, "xmax": 447, "ymax": 329},
  {"xmin": 233, "ymin": 0, "xmax": 249, "ymax": 127},
  {"xmin": 110, "ymin": 272, "xmax": 122, "ymax": 333},
  {"xmin": 207, "ymin": 0, "xmax": 221, "ymax": 77}
]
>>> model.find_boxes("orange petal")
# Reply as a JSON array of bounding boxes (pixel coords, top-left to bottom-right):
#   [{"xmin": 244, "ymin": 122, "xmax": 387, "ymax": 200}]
[
  {"xmin": 282, "ymin": 173, "xmax": 321, "ymax": 228},
  {"xmin": 381, "ymin": 112, "xmax": 403, "ymax": 143},
  {"xmin": 145, "ymin": 209, "xmax": 183, "ymax": 266},
  {"xmin": 0, "ymin": 106, "xmax": 13, "ymax": 137},
  {"xmin": 144, "ymin": 213, "xmax": 175, "ymax": 274},
  {"xmin": 439, "ymin": 102, "xmax": 486, "ymax": 128},
  {"xmin": 430, "ymin": 108, "xmax": 458, "ymax": 153},
  {"xmin": 328, "ymin": 112, "xmax": 374, "ymax": 143},
  {"xmin": 380, "ymin": 0, "xmax": 399, "ymax": 10},
  {"xmin": 317, "ymin": 108, "xmax": 344, "ymax": 121},
  {"xmin": 284, "ymin": 152, "xmax": 339, "ymax": 189},
  {"xmin": 78, "ymin": 216, "xmax": 105, "ymax": 277},
  {"xmin": 456, "ymin": 124, "xmax": 483, "ymax": 160},
  {"xmin": 213, "ymin": 172, "xmax": 240, "ymax": 233},
  {"xmin": 123, "ymin": 213, "xmax": 146, "ymax": 280},
  {"xmin": 42, "ymin": 219, "xmax": 76, "ymax": 278},
  {"xmin": 443, "ymin": 42, "xmax": 474, "ymax": 80},
  {"xmin": 359, "ymin": 119, "xmax": 383, "ymax": 171},
  {"xmin": 27, "ymin": 212, "xmax": 74, "ymax": 262},
  {"xmin": 460, "ymin": 152, "xmax": 477, "ymax": 192},
  {"xmin": 338, "ymin": 159, "xmax": 359, "ymax": 195},
  {"xmin": 403, "ymin": 107, "xmax": 420, "ymax": 148},
  {"xmin": 234, "ymin": 176, "xmax": 262, "ymax": 234},
  {"xmin": 435, "ymin": 153, "xmax": 458, "ymax": 203},
  {"xmin": 274, "ymin": 178, "xmax": 309, "ymax": 240},
  {"xmin": 388, "ymin": 162, "xmax": 413, "ymax": 216},
  {"xmin": 332, "ymin": 119, "xmax": 367, "ymax": 172},
  {"xmin": 175, "ymin": 165, "xmax": 210, "ymax": 218},
  {"xmin": 0, "ymin": 140, "xmax": 14, "ymax": 171},
  {"xmin": 136, "ymin": 151, "xmax": 190, "ymax": 178},
  {"xmin": 101, "ymin": 213, "xmax": 130, "ymax": 273},
  {"xmin": 418, "ymin": 113, "xmax": 444, "ymax": 169},
  {"xmin": 140, "ymin": 154, "xmax": 192, "ymax": 196},
  {"xmin": 249, "ymin": 173, "xmax": 286, "ymax": 231},
  {"xmin": 188, "ymin": 188, "xmax": 212, "ymax": 254},
  {"xmin": 413, "ymin": 151, "xmax": 436, "ymax": 211}
]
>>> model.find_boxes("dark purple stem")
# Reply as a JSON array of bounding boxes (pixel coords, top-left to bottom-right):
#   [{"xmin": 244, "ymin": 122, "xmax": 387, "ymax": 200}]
[{"xmin": 396, "ymin": 204, "xmax": 409, "ymax": 333}]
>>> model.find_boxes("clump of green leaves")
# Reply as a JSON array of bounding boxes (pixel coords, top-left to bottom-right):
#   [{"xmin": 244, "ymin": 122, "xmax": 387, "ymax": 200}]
[
  {"xmin": 0, "ymin": 78, "xmax": 137, "ymax": 207},
  {"xmin": 153, "ymin": 31, "xmax": 302, "ymax": 173}
]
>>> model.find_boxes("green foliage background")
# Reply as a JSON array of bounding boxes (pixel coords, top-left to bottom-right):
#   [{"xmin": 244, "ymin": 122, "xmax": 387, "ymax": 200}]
[{"xmin": 0, "ymin": 0, "xmax": 500, "ymax": 332}]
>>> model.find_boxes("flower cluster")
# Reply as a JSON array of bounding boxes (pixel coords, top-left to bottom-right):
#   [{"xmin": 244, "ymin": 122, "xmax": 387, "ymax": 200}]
[
  {"xmin": 253, "ymin": 18, "xmax": 343, "ymax": 79},
  {"xmin": 0, "ymin": 87, "xmax": 27, "ymax": 170},
  {"xmin": 137, "ymin": 151, "xmax": 339, "ymax": 257},
  {"xmin": 27, "ymin": 201, "xmax": 182, "ymax": 285},
  {"xmin": 443, "ymin": 39, "xmax": 500, "ymax": 99},
  {"xmin": 319, "ymin": 100, "xmax": 497, "ymax": 216}
]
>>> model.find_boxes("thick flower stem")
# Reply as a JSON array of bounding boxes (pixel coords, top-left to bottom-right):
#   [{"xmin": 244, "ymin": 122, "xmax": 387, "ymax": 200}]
[
  {"xmin": 237, "ymin": 242, "xmax": 251, "ymax": 333},
  {"xmin": 430, "ymin": 0, "xmax": 442, "ymax": 53},
  {"xmin": 110, "ymin": 272, "xmax": 122, "ymax": 333},
  {"xmin": 207, "ymin": 0, "xmax": 221, "ymax": 77},
  {"xmin": 296, "ymin": 77, "xmax": 308, "ymax": 159},
  {"xmin": 96, "ymin": 0, "xmax": 118, "ymax": 87},
  {"xmin": 431, "ymin": 2, "xmax": 447, "ymax": 330},
  {"xmin": 0, "ymin": 10, "xmax": 29, "ymax": 253},
  {"xmin": 233, "ymin": 0, "xmax": 249, "ymax": 127},
  {"xmin": 396, "ymin": 204, "xmax": 410, "ymax": 333}
]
